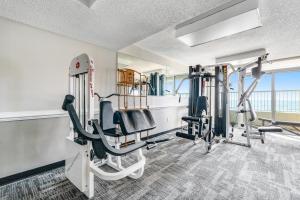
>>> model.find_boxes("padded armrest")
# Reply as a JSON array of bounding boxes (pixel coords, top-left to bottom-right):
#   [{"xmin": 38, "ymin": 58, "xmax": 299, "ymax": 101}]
[{"xmin": 92, "ymin": 120, "xmax": 147, "ymax": 156}]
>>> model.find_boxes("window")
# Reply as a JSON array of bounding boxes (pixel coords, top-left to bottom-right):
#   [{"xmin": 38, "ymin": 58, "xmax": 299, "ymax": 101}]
[
  {"xmin": 247, "ymin": 74, "xmax": 272, "ymax": 112},
  {"xmin": 275, "ymin": 71, "xmax": 300, "ymax": 90},
  {"xmin": 275, "ymin": 71, "xmax": 300, "ymax": 113},
  {"xmin": 165, "ymin": 76, "xmax": 174, "ymax": 95},
  {"xmin": 175, "ymin": 75, "xmax": 189, "ymax": 95},
  {"xmin": 229, "ymin": 73, "xmax": 272, "ymax": 111}
]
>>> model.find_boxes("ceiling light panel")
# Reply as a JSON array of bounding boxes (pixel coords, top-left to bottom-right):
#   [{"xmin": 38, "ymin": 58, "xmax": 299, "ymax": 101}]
[
  {"xmin": 216, "ymin": 48, "xmax": 266, "ymax": 64},
  {"xmin": 175, "ymin": 0, "xmax": 262, "ymax": 47}
]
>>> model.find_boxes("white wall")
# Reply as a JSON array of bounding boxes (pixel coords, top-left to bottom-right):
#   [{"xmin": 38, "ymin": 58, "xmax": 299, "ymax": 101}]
[
  {"xmin": 120, "ymin": 45, "xmax": 187, "ymax": 75},
  {"xmin": 0, "ymin": 117, "xmax": 69, "ymax": 178},
  {"xmin": 0, "ymin": 17, "xmax": 117, "ymax": 178},
  {"xmin": 0, "ymin": 17, "xmax": 117, "ymax": 112},
  {"xmin": 139, "ymin": 96, "xmax": 188, "ymax": 135}
]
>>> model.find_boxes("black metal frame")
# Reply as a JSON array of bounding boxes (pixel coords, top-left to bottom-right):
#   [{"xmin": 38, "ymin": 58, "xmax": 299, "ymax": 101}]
[{"xmin": 176, "ymin": 65, "xmax": 228, "ymax": 148}]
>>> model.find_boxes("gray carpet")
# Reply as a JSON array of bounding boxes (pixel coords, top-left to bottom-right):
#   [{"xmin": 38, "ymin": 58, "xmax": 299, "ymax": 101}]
[{"xmin": 1, "ymin": 131, "xmax": 300, "ymax": 200}]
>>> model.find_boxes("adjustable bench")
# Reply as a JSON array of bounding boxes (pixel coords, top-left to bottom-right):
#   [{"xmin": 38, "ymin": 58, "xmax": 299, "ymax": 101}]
[
  {"xmin": 240, "ymin": 99, "xmax": 283, "ymax": 144},
  {"xmin": 258, "ymin": 126, "xmax": 283, "ymax": 133},
  {"xmin": 256, "ymin": 126, "xmax": 283, "ymax": 143},
  {"xmin": 242, "ymin": 126, "xmax": 283, "ymax": 144}
]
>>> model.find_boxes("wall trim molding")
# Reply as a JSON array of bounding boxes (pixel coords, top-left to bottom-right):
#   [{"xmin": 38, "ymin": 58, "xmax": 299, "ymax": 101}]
[
  {"xmin": 0, "ymin": 106, "xmax": 187, "ymax": 122},
  {"xmin": 0, "ymin": 110, "xmax": 68, "ymax": 122}
]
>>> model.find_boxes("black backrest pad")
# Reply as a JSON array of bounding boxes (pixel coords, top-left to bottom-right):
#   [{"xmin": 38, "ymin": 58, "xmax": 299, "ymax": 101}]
[
  {"xmin": 62, "ymin": 94, "xmax": 75, "ymax": 111},
  {"xmin": 113, "ymin": 109, "xmax": 156, "ymax": 135},
  {"xmin": 100, "ymin": 101, "xmax": 115, "ymax": 130},
  {"xmin": 195, "ymin": 96, "xmax": 208, "ymax": 117},
  {"xmin": 62, "ymin": 95, "xmax": 100, "ymax": 140}
]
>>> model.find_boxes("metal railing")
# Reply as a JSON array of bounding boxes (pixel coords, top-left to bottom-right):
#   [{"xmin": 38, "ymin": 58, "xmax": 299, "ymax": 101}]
[{"xmin": 230, "ymin": 90, "xmax": 300, "ymax": 113}]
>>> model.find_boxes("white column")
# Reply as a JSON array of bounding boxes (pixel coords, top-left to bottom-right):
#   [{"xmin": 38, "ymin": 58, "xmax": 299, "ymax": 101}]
[
  {"xmin": 238, "ymin": 70, "xmax": 245, "ymax": 127},
  {"xmin": 271, "ymin": 72, "xmax": 276, "ymax": 121}
]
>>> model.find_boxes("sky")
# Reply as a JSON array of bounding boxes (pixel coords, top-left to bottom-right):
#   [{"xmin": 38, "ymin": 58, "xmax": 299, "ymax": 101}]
[
  {"xmin": 164, "ymin": 70, "xmax": 300, "ymax": 95},
  {"xmin": 275, "ymin": 71, "xmax": 300, "ymax": 90},
  {"xmin": 230, "ymin": 71, "xmax": 300, "ymax": 91}
]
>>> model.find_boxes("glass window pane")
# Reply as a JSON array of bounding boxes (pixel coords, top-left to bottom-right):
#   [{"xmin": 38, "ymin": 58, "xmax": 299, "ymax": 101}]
[
  {"xmin": 275, "ymin": 71, "xmax": 300, "ymax": 90},
  {"xmin": 175, "ymin": 75, "xmax": 189, "ymax": 95},
  {"xmin": 165, "ymin": 76, "xmax": 174, "ymax": 95},
  {"xmin": 275, "ymin": 71, "xmax": 300, "ymax": 114},
  {"xmin": 274, "ymin": 71, "xmax": 300, "ymax": 133}
]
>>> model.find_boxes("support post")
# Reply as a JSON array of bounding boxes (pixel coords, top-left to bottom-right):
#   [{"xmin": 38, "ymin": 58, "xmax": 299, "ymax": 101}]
[
  {"xmin": 238, "ymin": 70, "xmax": 245, "ymax": 127},
  {"xmin": 271, "ymin": 72, "xmax": 276, "ymax": 121}
]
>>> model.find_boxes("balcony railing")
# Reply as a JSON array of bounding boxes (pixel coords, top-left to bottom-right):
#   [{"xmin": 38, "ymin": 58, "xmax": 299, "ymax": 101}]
[{"xmin": 230, "ymin": 90, "xmax": 300, "ymax": 113}]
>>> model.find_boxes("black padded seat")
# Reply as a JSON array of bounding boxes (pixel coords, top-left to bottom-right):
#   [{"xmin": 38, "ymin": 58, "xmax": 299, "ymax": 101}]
[
  {"xmin": 100, "ymin": 101, "xmax": 124, "ymax": 137},
  {"xmin": 258, "ymin": 126, "xmax": 283, "ymax": 132},
  {"xmin": 181, "ymin": 96, "xmax": 207, "ymax": 123},
  {"xmin": 113, "ymin": 109, "xmax": 156, "ymax": 135},
  {"xmin": 62, "ymin": 95, "xmax": 147, "ymax": 158},
  {"xmin": 102, "ymin": 128, "xmax": 124, "ymax": 137}
]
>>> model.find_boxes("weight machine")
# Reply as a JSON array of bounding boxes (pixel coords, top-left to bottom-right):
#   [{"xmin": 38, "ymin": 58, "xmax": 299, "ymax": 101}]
[
  {"xmin": 226, "ymin": 54, "xmax": 282, "ymax": 147},
  {"xmin": 63, "ymin": 54, "xmax": 168, "ymax": 198},
  {"xmin": 175, "ymin": 65, "xmax": 228, "ymax": 152},
  {"xmin": 175, "ymin": 54, "xmax": 282, "ymax": 149}
]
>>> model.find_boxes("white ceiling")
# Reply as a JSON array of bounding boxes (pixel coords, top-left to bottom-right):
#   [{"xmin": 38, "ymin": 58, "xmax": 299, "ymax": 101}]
[
  {"xmin": 134, "ymin": 0, "xmax": 300, "ymax": 66},
  {"xmin": 1, "ymin": 0, "xmax": 300, "ymax": 70},
  {"xmin": 118, "ymin": 53, "xmax": 167, "ymax": 73},
  {"xmin": 0, "ymin": 0, "xmax": 231, "ymax": 50}
]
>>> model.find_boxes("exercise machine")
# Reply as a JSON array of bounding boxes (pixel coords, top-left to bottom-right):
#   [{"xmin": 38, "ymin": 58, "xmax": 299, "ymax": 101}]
[
  {"xmin": 63, "ymin": 54, "xmax": 168, "ymax": 198},
  {"xmin": 175, "ymin": 65, "xmax": 228, "ymax": 152},
  {"xmin": 175, "ymin": 54, "xmax": 283, "ymax": 149},
  {"xmin": 226, "ymin": 54, "xmax": 282, "ymax": 146},
  {"xmin": 259, "ymin": 117, "xmax": 299, "ymax": 135},
  {"xmin": 226, "ymin": 55, "xmax": 265, "ymax": 147},
  {"xmin": 240, "ymin": 100, "xmax": 282, "ymax": 143}
]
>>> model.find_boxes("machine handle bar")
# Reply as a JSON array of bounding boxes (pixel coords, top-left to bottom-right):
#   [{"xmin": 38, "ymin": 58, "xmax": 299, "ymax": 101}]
[{"xmin": 94, "ymin": 93, "xmax": 120, "ymax": 101}]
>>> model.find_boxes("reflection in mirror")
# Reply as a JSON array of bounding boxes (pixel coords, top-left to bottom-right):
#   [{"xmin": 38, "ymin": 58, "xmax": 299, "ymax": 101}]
[{"xmin": 117, "ymin": 52, "xmax": 188, "ymax": 97}]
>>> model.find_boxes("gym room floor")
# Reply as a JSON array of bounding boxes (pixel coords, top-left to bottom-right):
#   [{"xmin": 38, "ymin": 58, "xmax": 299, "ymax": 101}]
[{"xmin": 1, "ymin": 130, "xmax": 300, "ymax": 200}]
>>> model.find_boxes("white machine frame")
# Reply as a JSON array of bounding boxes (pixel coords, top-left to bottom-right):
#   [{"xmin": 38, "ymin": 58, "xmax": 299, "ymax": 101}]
[
  {"xmin": 225, "ymin": 54, "xmax": 267, "ymax": 147},
  {"xmin": 65, "ymin": 54, "xmax": 145, "ymax": 198}
]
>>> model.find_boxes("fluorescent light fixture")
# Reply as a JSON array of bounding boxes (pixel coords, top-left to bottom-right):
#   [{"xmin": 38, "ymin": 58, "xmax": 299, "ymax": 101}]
[
  {"xmin": 216, "ymin": 48, "xmax": 266, "ymax": 64},
  {"xmin": 175, "ymin": 0, "xmax": 262, "ymax": 47}
]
